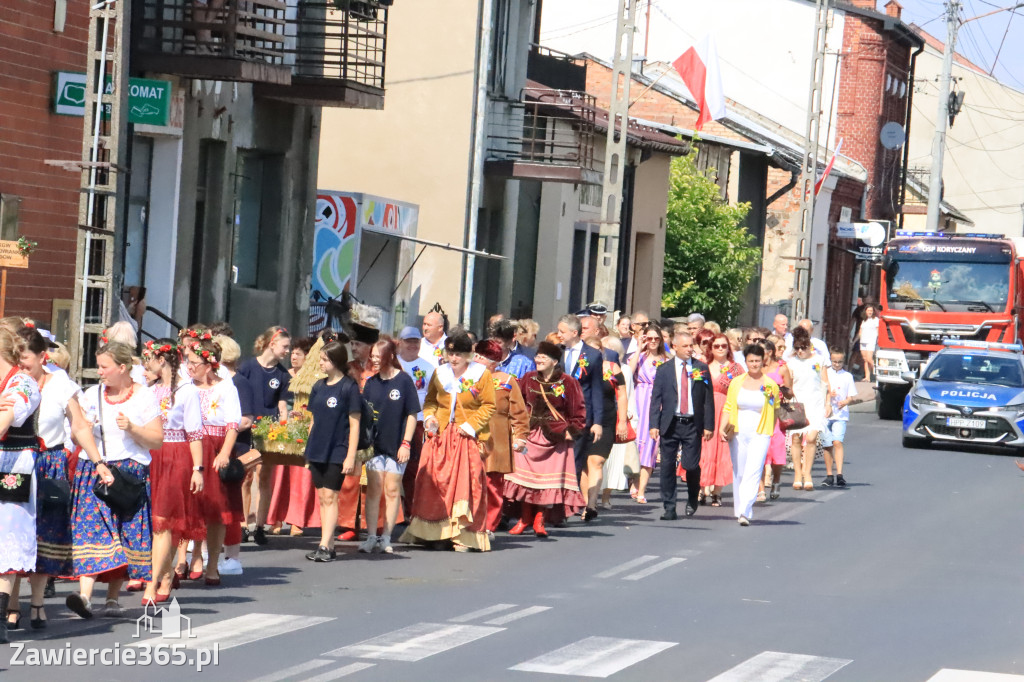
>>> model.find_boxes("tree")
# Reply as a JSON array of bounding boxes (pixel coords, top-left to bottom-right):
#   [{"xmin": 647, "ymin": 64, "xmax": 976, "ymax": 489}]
[{"xmin": 661, "ymin": 152, "xmax": 759, "ymax": 325}]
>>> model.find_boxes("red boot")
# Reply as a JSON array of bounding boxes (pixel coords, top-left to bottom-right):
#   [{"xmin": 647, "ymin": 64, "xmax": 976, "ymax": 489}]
[
  {"xmin": 509, "ymin": 519, "xmax": 529, "ymax": 535},
  {"xmin": 532, "ymin": 510, "xmax": 548, "ymax": 538},
  {"xmin": 510, "ymin": 502, "xmax": 533, "ymax": 535}
]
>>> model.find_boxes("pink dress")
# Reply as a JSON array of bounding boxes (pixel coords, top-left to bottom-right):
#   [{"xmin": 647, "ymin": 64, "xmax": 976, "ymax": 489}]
[
  {"xmin": 694, "ymin": 362, "xmax": 739, "ymax": 487},
  {"xmin": 633, "ymin": 354, "xmax": 665, "ymax": 469},
  {"xmin": 765, "ymin": 365, "xmax": 787, "ymax": 466}
]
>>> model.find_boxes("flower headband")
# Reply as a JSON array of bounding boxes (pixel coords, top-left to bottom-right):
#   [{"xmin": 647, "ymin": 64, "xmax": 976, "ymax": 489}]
[
  {"xmin": 143, "ymin": 340, "xmax": 178, "ymax": 360},
  {"xmin": 185, "ymin": 328, "xmax": 213, "ymax": 341}
]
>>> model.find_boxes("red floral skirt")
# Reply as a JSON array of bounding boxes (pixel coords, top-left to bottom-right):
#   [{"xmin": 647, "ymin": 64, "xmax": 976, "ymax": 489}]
[
  {"xmin": 201, "ymin": 435, "xmax": 243, "ymax": 525},
  {"xmin": 503, "ymin": 427, "xmax": 585, "ymax": 517},
  {"xmin": 399, "ymin": 427, "xmax": 489, "ymax": 550},
  {"xmin": 150, "ymin": 441, "xmax": 205, "ymax": 541}
]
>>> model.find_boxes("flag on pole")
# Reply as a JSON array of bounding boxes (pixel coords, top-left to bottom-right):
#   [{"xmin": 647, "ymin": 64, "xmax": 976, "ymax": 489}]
[
  {"xmin": 672, "ymin": 35, "xmax": 727, "ymax": 131},
  {"xmin": 814, "ymin": 139, "xmax": 843, "ymax": 196}
]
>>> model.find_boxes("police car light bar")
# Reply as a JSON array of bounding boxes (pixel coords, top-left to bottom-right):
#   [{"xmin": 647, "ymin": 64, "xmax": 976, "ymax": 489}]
[
  {"xmin": 941, "ymin": 340, "xmax": 1023, "ymax": 352},
  {"xmin": 894, "ymin": 231, "xmax": 1006, "ymax": 239}
]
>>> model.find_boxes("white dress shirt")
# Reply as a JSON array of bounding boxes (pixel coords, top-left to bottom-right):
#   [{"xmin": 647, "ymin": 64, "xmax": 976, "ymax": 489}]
[
  {"xmin": 673, "ymin": 356, "xmax": 693, "ymax": 417},
  {"xmin": 563, "ymin": 340, "xmax": 583, "ymax": 375}
]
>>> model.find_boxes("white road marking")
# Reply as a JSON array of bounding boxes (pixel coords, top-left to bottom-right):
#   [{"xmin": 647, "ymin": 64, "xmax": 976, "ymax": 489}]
[
  {"xmin": 448, "ymin": 603, "xmax": 517, "ymax": 622},
  {"xmin": 706, "ymin": 651, "xmax": 852, "ymax": 682},
  {"xmin": 927, "ymin": 671, "xmax": 1024, "ymax": 681},
  {"xmin": 483, "ymin": 605, "xmax": 552, "ymax": 625},
  {"xmin": 303, "ymin": 663, "xmax": 376, "ymax": 682},
  {"xmin": 249, "ymin": 659, "xmax": 335, "ymax": 682},
  {"xmin": 326, "ymin": 622, "xmax": 504, "ymax": 662},
  {"xmin": 132, "ymin": 613, "xmax": 334, "ymax": 651},
  {"xmin": 593, "ymin": 555, "xmax": 660, "ymax": 578},
  {"xmin": 510, "ymin": 636, "xmax": 676, "ymax": 678},
  {"xmin": 621, "ymin": 557, "xmax": 687, "ymax": 581}
]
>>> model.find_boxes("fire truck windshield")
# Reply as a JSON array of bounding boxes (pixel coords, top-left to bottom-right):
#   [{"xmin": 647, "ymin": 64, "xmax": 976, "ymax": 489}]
[{"xmin": 885, "ymin": 260, "xmax": 1010, "ymax": 312}]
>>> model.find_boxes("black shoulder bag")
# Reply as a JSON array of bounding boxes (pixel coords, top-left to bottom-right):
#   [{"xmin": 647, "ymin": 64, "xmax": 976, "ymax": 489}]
[{"xmin": 92, "ymin": 388, "xmax": 147, "ymax": 518}]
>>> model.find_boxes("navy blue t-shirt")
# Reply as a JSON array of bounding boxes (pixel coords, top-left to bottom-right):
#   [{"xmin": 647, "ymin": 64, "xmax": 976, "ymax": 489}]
[
  {"xmin": 362, "ymin": 371, "xmax": 420, "ymax": 458},
  {"xmin": 236, "ymin": 357, "xmax": 292, "ymax": 418},
  {"xmin": 233, "ymin": 373, "xmax": 256, "ymax": 449},
  {"xmin": 305, "ymin": 377, "xmax": 362, "ymax": 464}
]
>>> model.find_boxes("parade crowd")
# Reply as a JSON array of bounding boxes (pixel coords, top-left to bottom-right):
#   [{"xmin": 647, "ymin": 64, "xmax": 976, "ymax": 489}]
[{"xmin": 0, "ymin": 306, "xmax": 864, "ymax": 643}]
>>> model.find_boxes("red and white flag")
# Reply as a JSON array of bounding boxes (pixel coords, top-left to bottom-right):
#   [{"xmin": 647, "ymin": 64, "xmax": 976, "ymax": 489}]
[
  {"xmin": 814, "ymin": 138, "xmax": 843, "ymax": 196},
  {"xmin": 672, "ymin": 35, "xmax": 727, "ymax": 131}
]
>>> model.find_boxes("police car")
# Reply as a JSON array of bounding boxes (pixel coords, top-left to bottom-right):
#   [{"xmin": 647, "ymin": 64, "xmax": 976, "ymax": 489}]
[{"xmin": 902, "ymin": 341, "xmax": 1024, "ymax": 451}]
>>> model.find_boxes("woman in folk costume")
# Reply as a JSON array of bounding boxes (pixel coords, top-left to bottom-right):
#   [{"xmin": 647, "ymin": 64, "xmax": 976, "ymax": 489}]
[
  {"xmin": 472, "ymin": 339, "xmax": 528, "ymax": 535},
  {"xmin": 401, "ymin": 333, "xmax": 495, "ymax": 552},
  {"xmin": 0, "ymin": 328, "xmax": 41, "ymax": 643},
  {"xmin": 503, "ymin": 342, "xmax": 586, "ymax": 538}
]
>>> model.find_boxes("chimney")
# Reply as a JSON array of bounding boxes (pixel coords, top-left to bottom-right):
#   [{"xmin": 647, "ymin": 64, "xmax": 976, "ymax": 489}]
[
  {"xmin": 849, "ymin": 0, "xmax": 876, "ymax": 8},
  {"xmin": 885, "ymin": 0, "xmax": 903, "ymax": 19}
]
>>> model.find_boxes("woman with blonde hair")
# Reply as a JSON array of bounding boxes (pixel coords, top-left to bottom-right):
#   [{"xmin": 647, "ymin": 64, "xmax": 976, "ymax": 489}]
[
  {"xmin": 628, "ymin": 323, "xmax": 669, "ymax": 503},
  {"xmin": 235, "ymin": 326, "xmax": 291, "ymax": 545},
  {"xmin": 0, "ymin": 328, "xmax": 42, "ymax": 641},
  {"xmin": 104, "ymin": 322, "xmax": 147, "ymax": 384},
  {"xmin": 215, "ymin": 334, "xmax": 252, "ymax": 576},
  {"xmin": 66, "ymin": 342, "xmax": 163, "ymax": 619}
]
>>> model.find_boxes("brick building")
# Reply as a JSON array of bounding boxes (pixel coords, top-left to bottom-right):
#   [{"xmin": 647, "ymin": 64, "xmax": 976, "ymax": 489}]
[{"xmin": 0, "ymin": 2, "xmax": 88, "ymax": 330}]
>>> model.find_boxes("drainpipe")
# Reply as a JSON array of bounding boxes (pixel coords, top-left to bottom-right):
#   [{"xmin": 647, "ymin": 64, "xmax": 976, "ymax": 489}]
[
  {"xmin": 766, "ymin": 166, "xmax": 799, "ymax": 206},
  {"xmin": 460, "ymin": 0, "xmax": 494, "ymax": 327},
  {"xmin": 898, "ymin": 41, "xmax": 924, "ymax": 230}
]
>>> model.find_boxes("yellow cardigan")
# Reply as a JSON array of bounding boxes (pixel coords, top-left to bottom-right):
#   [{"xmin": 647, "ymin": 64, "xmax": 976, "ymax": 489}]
[
  {"xmin": 423, "ymin": 367, "xmax": 497, "ymax": 443},
  {"xmin": 722, "ymin": 374, "xmax": 780, "ymax": 437}
]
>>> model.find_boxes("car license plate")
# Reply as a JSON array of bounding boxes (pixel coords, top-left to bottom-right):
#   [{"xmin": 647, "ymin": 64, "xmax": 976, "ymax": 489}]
[{"xmin": 946, "ymin": 417, "xmax": 986, "ymax": 429}]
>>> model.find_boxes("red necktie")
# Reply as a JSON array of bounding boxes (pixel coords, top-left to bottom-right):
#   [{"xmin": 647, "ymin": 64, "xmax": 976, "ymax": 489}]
[{"xmin": 679, "ymin": 364, "xmax": 689, "ymax": 414}]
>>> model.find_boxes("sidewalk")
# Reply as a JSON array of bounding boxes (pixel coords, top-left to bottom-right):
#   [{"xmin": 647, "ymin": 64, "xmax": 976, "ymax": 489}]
[{"xmin": 849, "ymin": 379, "xmax": 877, "ymax": 413}]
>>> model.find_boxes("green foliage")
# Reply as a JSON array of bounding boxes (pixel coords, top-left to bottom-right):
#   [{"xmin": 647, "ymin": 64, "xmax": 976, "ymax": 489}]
[{"xmin": 661, "ymin": 152, "xmax": 759, "ymax": 325}]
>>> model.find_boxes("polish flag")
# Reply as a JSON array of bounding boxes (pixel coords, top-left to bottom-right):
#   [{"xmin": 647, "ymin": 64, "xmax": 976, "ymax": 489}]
[
  {"xmin": 672, "ymin": 36, "xmax": 727, "ymax": 131},
  {"xmin": 814, "ymin": 139, "xmax": 843, "ymax": 196}
]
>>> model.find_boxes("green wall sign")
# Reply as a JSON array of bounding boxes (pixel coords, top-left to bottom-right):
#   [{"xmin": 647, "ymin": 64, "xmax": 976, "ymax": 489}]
[{"xmin": 53, "ymin": 72, "xmax": 172, "ymax": 127}]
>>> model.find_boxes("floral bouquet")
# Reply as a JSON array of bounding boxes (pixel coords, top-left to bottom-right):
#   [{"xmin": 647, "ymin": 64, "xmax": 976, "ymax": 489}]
[{"xmin": 253, "ymin": 413, "xmax": 311, "ymax": 457}]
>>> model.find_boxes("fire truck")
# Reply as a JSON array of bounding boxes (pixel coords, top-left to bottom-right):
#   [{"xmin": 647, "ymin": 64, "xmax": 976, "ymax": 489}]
[{"xmin": 875, "ymin": 231, "xmax": 1024, "ymax": 419}]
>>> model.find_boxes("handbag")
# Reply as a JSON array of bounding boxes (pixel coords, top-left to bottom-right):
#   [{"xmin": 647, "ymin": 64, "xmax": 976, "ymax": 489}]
[
  {"xmin": 777, "ymin": 399, "xmax": 810, "ymax": 432},
  {"xmin": 613, "ymin": 385, "xmax": 636, "ymax": 444},
  {"xmin": 219, "ymin": 456, "xmax": 246, "ymax": 483},
  {"xmin": 0, "ymin": 469, "xmax": 31, "ymax": 503},
  {"xmin": 621, "ymin": 441, "xmax": 642, "ymax": 477},
  {"xmin": 91, "ymin": 389, "xmax": 147, "ymax": 517},
  {"xmin": 38, "ymin": 477, "xmax": 71, "ymax": 511},
  {"xmin": 236, "ymin": 447, "xmax": 262, "ymax": 472}
]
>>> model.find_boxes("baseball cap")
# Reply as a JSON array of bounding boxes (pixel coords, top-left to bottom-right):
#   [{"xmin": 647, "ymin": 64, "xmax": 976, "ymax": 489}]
[{"xmin": 399, "ymin": 326, "xmax": 422, "ymax": 340}]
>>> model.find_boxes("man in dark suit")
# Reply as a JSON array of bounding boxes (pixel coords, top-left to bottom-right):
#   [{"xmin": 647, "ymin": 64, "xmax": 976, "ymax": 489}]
[
  {"xmin": 557, "ymin": 314, "xmax": 604, "ymax": 483},
  {"xmin": 649, "ymin": 328, "xmax": 715, "ymax": 519}
]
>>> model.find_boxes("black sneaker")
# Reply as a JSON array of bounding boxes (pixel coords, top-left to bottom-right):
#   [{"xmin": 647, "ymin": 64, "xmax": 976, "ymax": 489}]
[
  {"xmin": 253, "ymin": 526, "xmax": 269, "ymax": 546},
  {"xmin": 43, "ymin": 577, "xmax": 56, "ymax": 599},
  {"xmin": 305, "ymin": 546, "xmax": 336, "ymax": 562},
  {"xmin": 821, "ymin": 475, "xmax": 834, "ymax": 488},
  {"xmin": 241, "ymin": 527, "xmax": 253, "ymax": 543},
  {"xmin": 836, "ymin": 474, "xmax": 847, "ymax": 487}
]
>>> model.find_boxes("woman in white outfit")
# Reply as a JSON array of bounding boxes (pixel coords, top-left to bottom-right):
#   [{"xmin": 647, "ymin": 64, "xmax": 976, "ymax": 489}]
[
  {"xmin": 857, "ymin": 305, "xmax": 879, "ymax": 382},
  {"xmin": 786, "ymin": 326, "xmax": 831, "ymax": 491},
  {"xmin": 721, "ymin": 344, "xmax": 780, "ymax": 526},
  {"xmin": 600, "ymin": 337, "xmax": 636, "ymax": 506}
]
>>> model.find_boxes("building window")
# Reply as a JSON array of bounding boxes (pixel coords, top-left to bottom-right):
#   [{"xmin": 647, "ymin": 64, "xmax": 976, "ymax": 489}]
[
  {"xmin": 232, "ymin": 152, "xmax": 284, "ymax": 290},
  {"xmin": 487, "ymin": 0, "xmax": 511, "ymax": 97},
  {"xmin": 0, "ymin": 194, "xmax": 20, "ymax": 241}
]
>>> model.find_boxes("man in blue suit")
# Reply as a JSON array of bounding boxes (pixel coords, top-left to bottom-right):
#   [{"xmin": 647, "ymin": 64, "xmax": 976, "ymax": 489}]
[
  {"xmin": 557, "ymin": 314, "xmax": 604, "ymax": 485},
  {"xmin": 649, "ymin": 328, "xmax": 715, "ymax": 519}
]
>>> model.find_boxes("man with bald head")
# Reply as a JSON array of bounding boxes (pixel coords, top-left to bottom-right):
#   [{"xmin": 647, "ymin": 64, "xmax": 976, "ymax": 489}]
[
  {"xmin": 419, "ymin": 311, "xmax": 447, "ymax": 365},
  {"xmin": 773, "ymin": 314, "xmax": 788, "ymax": 338}
]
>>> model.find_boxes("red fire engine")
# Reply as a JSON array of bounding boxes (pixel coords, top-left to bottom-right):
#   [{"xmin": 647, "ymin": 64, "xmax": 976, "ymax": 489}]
[{"xmin": 875, "ymin": 231, "xmax": 1024, "ymax": 419}]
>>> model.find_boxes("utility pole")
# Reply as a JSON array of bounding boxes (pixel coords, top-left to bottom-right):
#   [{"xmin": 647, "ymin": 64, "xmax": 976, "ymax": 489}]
[
  {"xmin": 926, "ymin": 1, "xmax": 961, "ymax": 232},
  {"xmin": 791, "ymin": 0, "xmax": 829, "ymax": 321},
  {"xmin": 593, "ymin": 0, "xmax": 639, "ymax": 309}
]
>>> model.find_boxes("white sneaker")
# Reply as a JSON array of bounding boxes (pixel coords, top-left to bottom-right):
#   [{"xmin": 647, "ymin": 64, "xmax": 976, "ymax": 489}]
[
  {"xmin": 378, "ymin": 536, "xmax": 393, "ymax": 554},
  {"xmin": 218, "ymin": 557, "xmax": 244, "ymax": 575},
  {"xmin": 738, "ymin": 516, "xmax": 750, "ymax": 526},
  {"xmin": 486, "ymin": 530, "xmax": 495, "ymax": 542},
  {"xmin": 358, "ymin": 535, "xmax": 379, "ymax": 553}
]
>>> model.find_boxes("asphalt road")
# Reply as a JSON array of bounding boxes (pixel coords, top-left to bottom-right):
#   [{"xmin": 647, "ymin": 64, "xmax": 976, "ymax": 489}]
[{"xmin": 3, "ymin": 408, "xmax": 1024, "ymax": 682}]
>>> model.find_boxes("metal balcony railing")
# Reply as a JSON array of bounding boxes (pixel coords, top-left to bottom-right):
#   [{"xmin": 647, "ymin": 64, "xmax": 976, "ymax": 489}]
[
  {"xmin": 486, "ymin": 88, "xmax": 598, "ymax": 182},
  {"xmin": 255, "ymin": 0, "xmax": 388, "ymax": 107},
  {"xmin": 134, "ymin": 0, "xmax": 291, "ymax": 84}
]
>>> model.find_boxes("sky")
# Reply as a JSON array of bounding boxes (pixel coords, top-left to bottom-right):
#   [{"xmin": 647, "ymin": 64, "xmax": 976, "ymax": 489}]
[{"xmin": 846, "ymin": 0, "xmax": 1023, "ymax": 91}]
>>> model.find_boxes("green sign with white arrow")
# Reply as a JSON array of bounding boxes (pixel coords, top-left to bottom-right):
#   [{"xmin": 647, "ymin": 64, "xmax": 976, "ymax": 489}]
[{"xmin": 53, "ymin": 72, "xmax": 172, "ymax": 127}]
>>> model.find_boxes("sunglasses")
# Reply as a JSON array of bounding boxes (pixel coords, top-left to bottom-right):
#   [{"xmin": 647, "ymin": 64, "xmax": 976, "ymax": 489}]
[
  {"xmin": 645, "ymin": 336, "xmax": 661, "ymax": 342},
  {"xmin": 711, "ymin": 343, "xmax": 729, "ymax": 349}
]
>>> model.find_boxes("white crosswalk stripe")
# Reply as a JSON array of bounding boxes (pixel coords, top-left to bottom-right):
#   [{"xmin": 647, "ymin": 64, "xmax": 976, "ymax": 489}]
[
  {"xmin": 593, "ymin": 555, "xmax": 660, "ymax": 578},
  {"xmin": 510, "ymin": 636, "xmax": 676, "ymax": 678},
  {"xmin": 927, "ymin": 671, "xmax": 1024, "ymax": 681},
  {"xmin": 249, "ymin": 658, "xmax": 336, "ymax": 682},
  {"xmin": 448, "ymin": 603, "xmax": 518, "ymax": 622},
  {"xmin": 303, "ymin": 663, "xmax": 376, "ymax": 682},
  {"xmin": 483, "ymin": 606, "xmax": 552, "ymax": 625},
  {"xmin": 131, "ymin": 613, "xmax": 335, "ymax": 652},
  {"xmin": 706, "ymin": 651, "xmax": 852, "ymax": 682},
  {"xmin": 325, "ymin": 622, "xmax": 504, "ymax": 662},
  {"xmin": 622, "ymin": 557, "xmax": 687, "ymax": 581}
]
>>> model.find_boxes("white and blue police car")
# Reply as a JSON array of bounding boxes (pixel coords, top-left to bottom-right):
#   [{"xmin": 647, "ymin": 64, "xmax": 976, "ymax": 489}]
[{"xmin": 902, "ymin": 341, "xmax": 1024, "ymax": 451}]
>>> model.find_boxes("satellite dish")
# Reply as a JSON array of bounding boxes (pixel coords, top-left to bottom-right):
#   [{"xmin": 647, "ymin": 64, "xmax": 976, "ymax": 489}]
[{"xmin": 880, "ymin": 121, "xmax": 906, "ymax": 150}]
